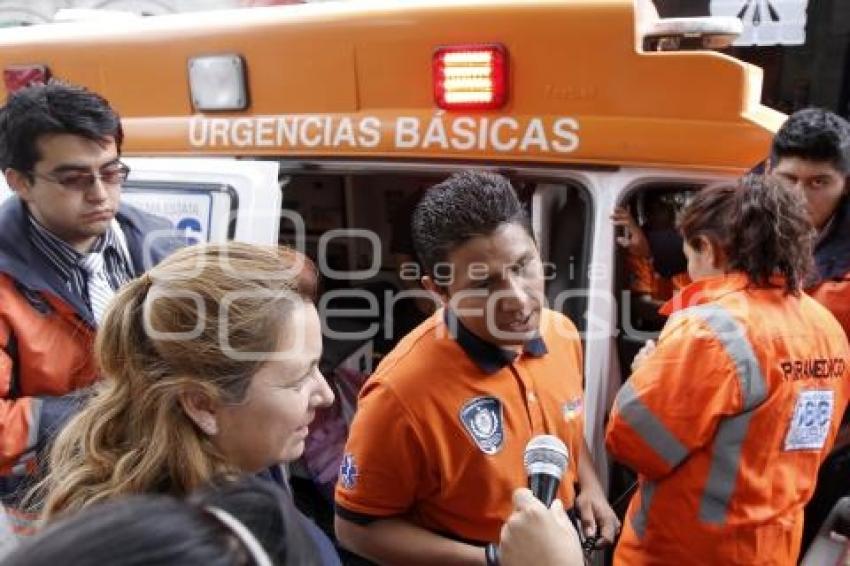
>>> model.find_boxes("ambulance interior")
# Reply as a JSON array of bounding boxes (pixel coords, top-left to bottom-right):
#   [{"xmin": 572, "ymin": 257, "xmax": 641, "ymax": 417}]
[
  {"xmin": 614, "ymin": 183, "xmax": 699, "ymax": 384},
  {"xmin": 276, "ymin": 170, "xmax": 592, "ymax": 369}
]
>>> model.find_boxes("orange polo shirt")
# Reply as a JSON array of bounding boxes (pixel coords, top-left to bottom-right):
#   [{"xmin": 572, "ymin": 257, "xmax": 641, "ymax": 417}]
[{"xmin": 335, "ymin": 308, "xmax": 585, "ymax": 544}]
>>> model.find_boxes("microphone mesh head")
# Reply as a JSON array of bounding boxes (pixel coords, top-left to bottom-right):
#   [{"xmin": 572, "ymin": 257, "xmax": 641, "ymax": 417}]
[{"xmin": 523, "ymin": 435, "xmax": 569, "ymax": 479}]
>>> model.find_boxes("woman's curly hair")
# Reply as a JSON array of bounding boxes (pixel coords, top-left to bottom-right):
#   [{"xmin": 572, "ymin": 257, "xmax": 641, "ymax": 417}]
[{"xmin": 678, "ymin": 174, "xmax": 815, "ymax": 294}]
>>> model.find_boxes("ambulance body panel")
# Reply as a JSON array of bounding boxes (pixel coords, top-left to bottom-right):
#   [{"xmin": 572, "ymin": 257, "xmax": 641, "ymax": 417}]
[
  {"xmin": 0, "ymin": 0, "xmax": 785, "ymax": 496},
  {"xmin": 0, "ymin": 0, "xmax": 781, "ymax": 169}
]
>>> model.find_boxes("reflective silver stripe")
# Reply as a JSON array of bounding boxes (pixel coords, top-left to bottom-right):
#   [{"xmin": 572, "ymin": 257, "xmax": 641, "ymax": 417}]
[
  {"xmin": 615, "ymin": 381, "xmax": 688, "ymax": 469},
  {"xmin": 682, "ymin": 304, "xmax": 767, "ymax": 410},
  {"xmin": 699, "ymin": 412, "xmax": 757, "ymax": 523},
  {"xmin": 26, "ymin": 397, "xmax": 42, "ymax": 451},
  {"xmin": 686, "ymin": 304, "xmax": 768, "ymax": 525},
  {"xmin": 631, "ymin": 481, "xmax": 656, "ymax": 539}
]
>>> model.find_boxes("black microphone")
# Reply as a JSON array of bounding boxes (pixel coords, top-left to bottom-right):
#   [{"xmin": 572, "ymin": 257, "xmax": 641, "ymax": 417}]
[{"xmin": 523, "ymin": 434, "xmax": 569, "ymax": 507}]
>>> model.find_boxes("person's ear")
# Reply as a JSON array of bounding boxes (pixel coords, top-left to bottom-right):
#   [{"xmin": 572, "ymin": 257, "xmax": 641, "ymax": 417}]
[
  {"xmin": 695, "ymin": 235, "xmax": 726, "ymax": 271},
  {"xmin": 178, "ymin": 389, "xmax": 220, "ymax": 436},
  {"xmin": 5, "ymin": 169, "xmax": 31, "ymax": 199},
  {"xmin": 421, "ymin": 275, "xmax": 447, "ymax": 305}
]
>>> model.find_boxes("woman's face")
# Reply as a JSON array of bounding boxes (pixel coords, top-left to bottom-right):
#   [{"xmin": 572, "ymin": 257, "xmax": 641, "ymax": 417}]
[{"xmin": 214, "ymin": 301, "xmax": 334, "ymax": 472}]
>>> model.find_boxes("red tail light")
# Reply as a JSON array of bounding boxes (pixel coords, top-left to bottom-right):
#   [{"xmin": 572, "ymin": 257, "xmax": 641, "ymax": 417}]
[{"xmin": 433, "ymin": 44, "xmax": 508, "ymax": 110}]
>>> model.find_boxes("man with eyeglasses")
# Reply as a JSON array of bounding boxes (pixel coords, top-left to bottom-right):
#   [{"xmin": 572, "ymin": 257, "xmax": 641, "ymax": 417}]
[{"xmin": 0, "ymin": 81, "xmax": 184, "ymax": 509}]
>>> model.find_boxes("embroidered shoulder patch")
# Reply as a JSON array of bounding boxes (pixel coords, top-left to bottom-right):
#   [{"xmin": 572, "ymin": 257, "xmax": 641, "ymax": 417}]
[
  {"xmin": 339, "ymin": 453, "xmax": 359, "ymax": 489},
  {"xmin": 784, "ymin": 389, "xmax": 834, "ymax": 451},
  {"xmin": 459, "ymin": 396, "xmax": 504, "ymax": 455}
]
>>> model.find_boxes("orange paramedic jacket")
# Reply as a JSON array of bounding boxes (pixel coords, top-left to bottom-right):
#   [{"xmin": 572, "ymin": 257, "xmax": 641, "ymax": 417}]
[{"xmin": 606, "ymin": 273, "xmax": 850, "ymax": 566}]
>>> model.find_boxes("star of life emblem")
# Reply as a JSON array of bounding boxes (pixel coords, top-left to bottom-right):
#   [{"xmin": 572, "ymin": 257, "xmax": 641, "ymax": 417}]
[
  {"xmin": 459, "ymin": 396, "xmax": 504, "ymax": 455},
  {"xmin": 339, "ymin": 453, "xmax": 358, "ymax": 489}
]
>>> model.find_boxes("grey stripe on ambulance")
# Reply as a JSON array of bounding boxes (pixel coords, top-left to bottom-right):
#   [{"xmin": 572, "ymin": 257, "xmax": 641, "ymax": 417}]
[{"xmin": 687, "ymin": 304, "xmax": 767, "ymax": 524}]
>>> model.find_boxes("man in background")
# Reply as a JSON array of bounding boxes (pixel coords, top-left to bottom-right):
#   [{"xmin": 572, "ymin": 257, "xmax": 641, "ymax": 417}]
[{"xmin": 0, "ymin": 81, "xmax": 183, "ymax": 508}]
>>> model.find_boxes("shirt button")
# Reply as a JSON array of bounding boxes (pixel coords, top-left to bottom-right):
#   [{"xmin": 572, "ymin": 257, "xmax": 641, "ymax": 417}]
[{"xmin": 527, "ymin": 391, "xmax": 537, "ymax": 403}]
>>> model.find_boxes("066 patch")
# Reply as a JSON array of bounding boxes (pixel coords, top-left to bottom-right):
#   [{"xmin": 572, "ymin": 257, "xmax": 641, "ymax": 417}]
[
  {"xmin": 784, "ymin": 389, "xmax": 834, "ymax": 451},
  {"xmin": 459, "ymin": 396, "xmax": 504, "ymax": 455}
]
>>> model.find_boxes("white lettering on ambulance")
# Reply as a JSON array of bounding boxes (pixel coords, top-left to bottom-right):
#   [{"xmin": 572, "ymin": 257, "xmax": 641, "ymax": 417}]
[
  {"xmin": 450, "ymin": 117, "xmax": 477, "ymax": 150},
  {"xmin": 552, "ymin": 118, "xmax": 580, "ymax": 153},
  {"xmin": 232, "ymin": 118, "xmax": 253, "ymax": 147},
  {"xmin": 396, "ymin": 117, "xmax": 420, "ymax": 149},
  {"xmin": 277, "ymin": 118, "xmax": 298, "ymax": 147},
  {"xmin": 477, "ymin": 117, "xmax": 489, "ymax": 151},
  {"xmin": 189, "ymin": 117, "xmax": 207, "ymax": 147},
  {"xmin": 300, "ymin": 117, "xmax": 322, "ymax": 147},
  {"xmin": 186, "ymin": 115, "xmax": 581, "ymax": 153},
  {"xmin": 490, "ymin": 117, "xmax": 519, "ymax": 152},
  {"xmin": 210, "ymin": 119, "xmax": 230, "ymax": 147},
  {"xmin": 255, "ymin": 118, "xmax": 276, "ymax": 147},
  {"xmin": 358, "ymin": 117, "xmax": 381, "ymax": 147},
  {"xmin": 332, "ymin": 117, "xmax": 357, "ymax": 147},
  {"xmin": 422, "ymin": 116, "xmax": 450, "ymax": 149},
  {"xmin": 519, "ymin": 118, "xmax": 549, "ymax": 152},
  {"xmin": 323, "ymin": 116, "xmax": 333, "ymax": 147}
]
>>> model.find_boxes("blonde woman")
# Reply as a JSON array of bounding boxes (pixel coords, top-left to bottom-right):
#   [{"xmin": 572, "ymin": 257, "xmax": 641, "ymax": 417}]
[{"xmin": 33, "ymin": 242, "xmax": 338, "ymax": 564}]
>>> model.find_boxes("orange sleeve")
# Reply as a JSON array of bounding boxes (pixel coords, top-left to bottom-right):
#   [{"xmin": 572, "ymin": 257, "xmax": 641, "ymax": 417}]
[
  {"xmin": 626, "ymin": 253, "xmax": 654, "ymax": 295},
  {"xmin": 606, "ymin": 315, "xmax": 742, "ymax": 480},
  {"xmin": 0, "ymin": 320, "xmax": 37, "ymax": 473},
  {"xmin": 809, "ymin": 277, "xmax": 850, "ymax": 340},
  {"xmin": 335, "ymin": 379, "xmax": 429, "ymax": 518}
]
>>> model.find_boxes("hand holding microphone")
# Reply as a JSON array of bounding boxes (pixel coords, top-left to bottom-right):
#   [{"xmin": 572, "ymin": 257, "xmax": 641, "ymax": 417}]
[
  {"xmin": 489, "ymin": 435, "xmax": 583, "ymax": 566},
  {"xmin": 525, "ymin": 435, "xmax": 604, "ymax": 551},
  {"xmin": 499, "ymin": 488, "xmax": 583, "ymax": 566},
  {"xmin": 524, "ymin": 434, "xmax": 570, "ymax": 507}
]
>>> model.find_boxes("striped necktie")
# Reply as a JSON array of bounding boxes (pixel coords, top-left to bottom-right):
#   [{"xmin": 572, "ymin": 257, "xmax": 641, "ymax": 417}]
[{"xmin": 80, "ymin": 251, "xmax": 115, "ymax": 324}]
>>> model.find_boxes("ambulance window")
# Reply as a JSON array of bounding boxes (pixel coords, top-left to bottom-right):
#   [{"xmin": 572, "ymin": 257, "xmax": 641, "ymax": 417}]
[
  {"xmin": 122, "ymin": 181, "xmax": 237, "ymax": 244},
  {"xmin": 534, "ymin": 182, "xmax": 592, "ymax": 334},
  {"xmin": 615, "ymin": 183, "xmax": 699, "ymax": 380}
]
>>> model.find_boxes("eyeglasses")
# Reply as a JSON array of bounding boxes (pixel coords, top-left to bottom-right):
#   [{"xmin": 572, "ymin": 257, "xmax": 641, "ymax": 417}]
[{"xmin": 30, "ymin": 162, "xmax": 130, "ymax": 192}]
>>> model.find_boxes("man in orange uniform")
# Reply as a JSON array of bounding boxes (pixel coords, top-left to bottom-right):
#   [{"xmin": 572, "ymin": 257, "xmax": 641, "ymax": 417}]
[
  {"xmin": 606, "ymin": 177, "xmax": 850, "ymax": 565},
  {"xmin": 336, "ymin": 171, "xmax": 617, "ymax": 564}
]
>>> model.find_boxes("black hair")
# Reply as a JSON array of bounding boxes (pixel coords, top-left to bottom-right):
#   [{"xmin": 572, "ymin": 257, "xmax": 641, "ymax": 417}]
[
  {"xmin": 3, "ymin": 477, "xmax": 319, "ymax": 566},
  {"xmin": 770, "ymin": 108, "xmax": 850, "ymax": 174},
  {"xmin": 0, "ymin": 80, "xmax": 123, "ymax": 174},
  {"xmin": 678, "ymin": 175, "xmax": 814, "ymax": 294},
  {"xmin": 411, "ymin": 171, "xmax": 531, "ymax": 275}
]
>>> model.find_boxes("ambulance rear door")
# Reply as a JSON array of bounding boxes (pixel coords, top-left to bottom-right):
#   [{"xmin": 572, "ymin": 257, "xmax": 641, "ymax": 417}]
[{"xmin": 121, "ymin": 157, "xmax": 281, "ymax": 245}]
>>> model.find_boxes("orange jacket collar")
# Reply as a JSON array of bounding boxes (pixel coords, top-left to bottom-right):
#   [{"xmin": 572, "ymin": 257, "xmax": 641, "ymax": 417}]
[{"xmin": 659, "ymin": 272, "xmax": 754, "ymax": 316}]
